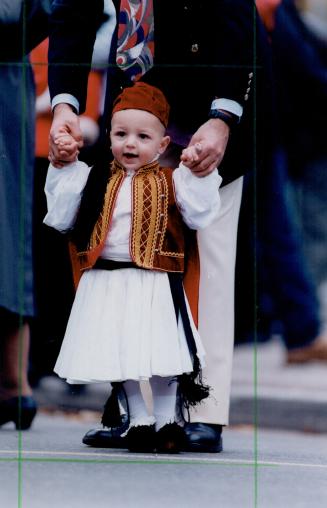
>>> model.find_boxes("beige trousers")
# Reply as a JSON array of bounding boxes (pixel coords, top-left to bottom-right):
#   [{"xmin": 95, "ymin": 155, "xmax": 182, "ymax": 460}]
[
  {"xmin": 189, "ymin": 176, "xmax": 243, "ymax": 425},
  {"xmin": 159, "ymin": 145, "xmax": 243, "ymax": 425}
]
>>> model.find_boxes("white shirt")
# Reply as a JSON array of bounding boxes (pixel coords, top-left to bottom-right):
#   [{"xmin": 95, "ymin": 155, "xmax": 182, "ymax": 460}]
[{"xmin": 44, "ymin": 161, "xmax": 222, "ymax": 261}]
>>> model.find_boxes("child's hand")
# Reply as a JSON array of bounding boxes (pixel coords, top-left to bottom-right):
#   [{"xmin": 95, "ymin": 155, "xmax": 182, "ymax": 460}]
[
  {"xmin": 51, "ymin": 128, "xmax": 80, "ymax": 167},
  {"xmin": 181, "ymin": 143, "xmax": 203, "ymax": 169}
]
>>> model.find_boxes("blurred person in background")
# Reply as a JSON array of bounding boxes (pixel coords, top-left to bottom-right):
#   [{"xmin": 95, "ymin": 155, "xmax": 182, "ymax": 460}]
[
  {"xmin": 235, "ymin": 0, "xmax": 327, "ymax": 363},
  {"xmin": 28, "ymin": 1, "xmax": 114, "ymax": 384},
  {"xmin": 30, "ymin": 32, "xmax": 108, "ymax": 382},
  {"xmin": 277, "ymin": 0, "xmax": 327, "ymax": 331},
  {"xmin": 0, "ymin": 0, "xmax": 50, "ymax": 430}
]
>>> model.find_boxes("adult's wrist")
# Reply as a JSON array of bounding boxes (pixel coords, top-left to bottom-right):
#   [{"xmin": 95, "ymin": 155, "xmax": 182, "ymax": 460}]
[
  {"xmin": 208, "ymin": 109, "xmax": 238, "ymax": 128},
  {"xmin": 53, "ymin": 102, "xmax": 77, "ymax": 115},
  {"xmin": 52, "ymin": 93, "xmax": 80, "ymax": 114}
]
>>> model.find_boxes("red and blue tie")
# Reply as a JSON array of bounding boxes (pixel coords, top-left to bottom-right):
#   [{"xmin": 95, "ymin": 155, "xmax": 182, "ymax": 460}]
[{"xmin": 116, "ymin": 0, "xmax": 154, "ymax": 81}]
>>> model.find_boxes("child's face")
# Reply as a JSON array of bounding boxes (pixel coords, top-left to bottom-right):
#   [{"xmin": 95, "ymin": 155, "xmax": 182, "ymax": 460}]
[{"xmin": 110, "ymin": 109, "xmax": 170, "ymax": 171}]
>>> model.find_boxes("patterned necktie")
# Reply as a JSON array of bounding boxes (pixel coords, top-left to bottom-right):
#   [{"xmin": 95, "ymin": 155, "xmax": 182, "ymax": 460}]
[{"xmin": 116, "ymin": 0, "xmax": 154, "ymax": 81}]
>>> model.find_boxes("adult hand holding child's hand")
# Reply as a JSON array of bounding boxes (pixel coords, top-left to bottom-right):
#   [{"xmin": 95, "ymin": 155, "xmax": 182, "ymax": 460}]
[
  {"xmin": 49, "ymin": 104, "xmax": 83, "ymax": 168},
  {"xmin": 181, "ymin": 143, "xmax": 203, "ymax": 171},
  {"xmin": 182, "ymin": 118, "xmax": 230, "ymax": 177}
]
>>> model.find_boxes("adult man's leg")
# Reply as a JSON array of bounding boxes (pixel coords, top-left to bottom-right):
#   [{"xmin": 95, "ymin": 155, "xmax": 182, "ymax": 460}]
[{"xmin": 184, "ymin": 176, "xmax": 243, "ymax": 452}]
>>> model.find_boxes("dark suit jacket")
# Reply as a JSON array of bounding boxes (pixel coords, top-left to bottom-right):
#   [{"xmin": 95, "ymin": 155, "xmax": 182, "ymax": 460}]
[
  {"xmin": 0, "ymin": 0, "xmax": 50, "ymax": 60},
  {"xmin": 49, "ymin": 0, "xmax": 273, "ymax": 185}
]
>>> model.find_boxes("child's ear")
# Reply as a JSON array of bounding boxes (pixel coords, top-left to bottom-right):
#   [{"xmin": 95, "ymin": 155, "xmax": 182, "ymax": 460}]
[{"xmin": 159, "ymin": 135, "xmax": 171, "ymax": 154}]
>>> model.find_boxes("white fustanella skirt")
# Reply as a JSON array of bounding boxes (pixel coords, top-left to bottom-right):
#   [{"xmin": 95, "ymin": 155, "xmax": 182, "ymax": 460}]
[{"xmin": 54, "ymin": 268, "xmax": 205, "ymax": 384}]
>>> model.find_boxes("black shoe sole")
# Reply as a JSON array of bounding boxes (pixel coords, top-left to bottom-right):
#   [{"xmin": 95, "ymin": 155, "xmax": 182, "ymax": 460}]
[
  {"xmin": 184, "ymin": 437, "xmax": 223, "ymax": 453},
  {"xmin": 82, "ymin": 436, "xmax": 127, "ymax": 448}
]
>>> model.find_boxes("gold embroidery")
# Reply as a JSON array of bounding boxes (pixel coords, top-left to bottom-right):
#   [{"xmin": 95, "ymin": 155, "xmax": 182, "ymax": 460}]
[
  {"xmin": 157, "ymin": 171, "xmax": 184, "ymax": 259},
  {"xmin": 135, "ymin": 160, "xmax": 160, "ymax": 175},
  {"xmin": 132, "ymin": 172, "xmax": 160, "ymax": 268},
  {"xmin": 88, "ymin": 168, "xmax": 124, "ymax": 250},
  {"xmin": 157, "ymin": 172, "xmax": 168, "ymax": 253},
  {"xmin": 113, "ymin": 159, "xmax": 160, "ymax": 175},
  {"xmin": 77, "ymin": 160, "xmax": 185, "ymax": 271},
  {"xmin": 131, "ymin": 168, "xmax": 184, "ymax": 267},
  {"xmin": 160, "ymin": 252, "xmax": 184, "ymax": 258}
]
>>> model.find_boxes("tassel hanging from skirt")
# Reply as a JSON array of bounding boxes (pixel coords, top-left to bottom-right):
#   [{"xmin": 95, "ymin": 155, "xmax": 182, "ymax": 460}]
[
  {"xmin": 178, "ymin": 355, "xmax": 210, "ymax": 411},
  {"xmin": 168, "ymin": 273, "xmax": 211, "ymax": 414}
]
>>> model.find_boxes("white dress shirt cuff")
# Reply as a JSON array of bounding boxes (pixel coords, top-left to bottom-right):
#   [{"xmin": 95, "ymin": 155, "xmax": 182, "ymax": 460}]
[
  {"xmin": 52, "ymin": 94, "xmax": 80, "ymax": 114},
  {"xmin": 211, "ymin": 98, "xmax": 243, "ymax": 118}
]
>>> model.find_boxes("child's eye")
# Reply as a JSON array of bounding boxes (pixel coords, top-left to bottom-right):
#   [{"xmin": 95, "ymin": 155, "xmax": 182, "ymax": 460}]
[
  {"xmin": 115, "ymin": 131, "xmax": 125, "ymax": 137},
  {"xmin": 139, "ymin": 133, "xmax": 150, "ymax": 140}
]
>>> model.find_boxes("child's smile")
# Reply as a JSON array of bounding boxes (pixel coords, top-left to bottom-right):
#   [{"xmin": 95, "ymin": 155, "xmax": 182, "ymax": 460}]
[
  {"xmin": 123, "ymin": 152, "xmax": 138, "ymax": 159},
  {"xmin": 110, "ymin": 109, "xmax": 170, "ymax": 172}
]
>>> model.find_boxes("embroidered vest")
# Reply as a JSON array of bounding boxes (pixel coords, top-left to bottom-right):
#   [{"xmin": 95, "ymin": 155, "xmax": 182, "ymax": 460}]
[{"xmin": 69, "ymin": 160, "xmax": 200, "ymax": 324}]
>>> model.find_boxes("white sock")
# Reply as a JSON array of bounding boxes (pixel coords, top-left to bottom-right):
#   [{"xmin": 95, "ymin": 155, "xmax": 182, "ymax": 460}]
[
  {"xmin": 150, "ymin": 376, "xmax": 177, "ymax": 430},
  {"xmin": 123, "ymin": 380, "xmax": 154, "ymax": 427}
]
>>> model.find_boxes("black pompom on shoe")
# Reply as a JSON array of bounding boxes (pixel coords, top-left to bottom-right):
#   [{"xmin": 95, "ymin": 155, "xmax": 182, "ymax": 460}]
[
  {"xmin": 155, "ymin": 422, "xmax": 186, "ymax": 454},
  {"xmin": 126, "ymin": 424, "xmax": 156, "ymax": 453}
]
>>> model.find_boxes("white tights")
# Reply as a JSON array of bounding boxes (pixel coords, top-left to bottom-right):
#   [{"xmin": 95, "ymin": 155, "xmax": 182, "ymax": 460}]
[{"xmin": 124, "ymin": 376, "xmax": 177, "ymax": 430}]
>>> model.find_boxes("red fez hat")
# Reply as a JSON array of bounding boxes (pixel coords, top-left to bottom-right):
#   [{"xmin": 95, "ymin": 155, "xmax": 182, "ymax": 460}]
[{"xmin": 112, "ymin": 82, "xmax": 170, "ymax": 128}]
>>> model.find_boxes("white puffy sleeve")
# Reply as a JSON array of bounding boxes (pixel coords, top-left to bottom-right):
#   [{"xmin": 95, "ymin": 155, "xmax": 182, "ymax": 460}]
[
  {"xmin": 43, "ymin": 160, "xmax": 91, "ymax": 232},
  {"xmin": 173, "ymin": 163, "xmax": 222, "ymax": 230}
]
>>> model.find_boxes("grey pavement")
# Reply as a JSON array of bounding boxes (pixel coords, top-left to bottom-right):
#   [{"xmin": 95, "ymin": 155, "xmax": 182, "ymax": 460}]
[
  {"xmin": 230, "ymin": 338, "xmax": 327, "ymax": 432},
  {"xmin": 34, "ymin": 338, "xmax": 327, "ymax": 433},
  {"xmin": 0, "ymin": 412, "xmax": 327, "ymax": 508}
]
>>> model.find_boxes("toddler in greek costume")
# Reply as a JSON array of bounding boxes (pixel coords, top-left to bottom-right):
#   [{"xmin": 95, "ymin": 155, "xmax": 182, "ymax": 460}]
[{"xmin": 44, "ymin": 83, "xmax": 222, "ymax": 453}]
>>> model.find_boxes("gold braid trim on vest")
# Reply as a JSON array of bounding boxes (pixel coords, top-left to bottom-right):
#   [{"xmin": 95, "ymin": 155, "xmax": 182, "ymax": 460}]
[
  {"xmin": 88, "ymin": 168, "xmax": 124, "ymax": 251},
  {"xmin": 71, "ymin": 159, "xmax": 187, "ymax": 277},
  {"xmin": 132, "ymin": 171, "xmax": 159, "ymax": 268},
  {"xmin": 130, "ymin": 161, "xmax": 184, "ymax": 269}
]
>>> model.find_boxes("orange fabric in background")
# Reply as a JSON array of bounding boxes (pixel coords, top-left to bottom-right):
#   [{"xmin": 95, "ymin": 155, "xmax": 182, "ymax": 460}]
[
  {"xmin": 256, "ymin": 0, "xmax": 283, "ymax": 32},
  {"xmin": 30, "ymin": 39, "xmax": 102, "ymax": 158}
]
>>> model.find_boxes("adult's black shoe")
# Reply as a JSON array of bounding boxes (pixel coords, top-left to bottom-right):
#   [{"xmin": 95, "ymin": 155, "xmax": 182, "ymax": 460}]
[{"xmin": 183, "ymin": 422, "xmax": 223, "ymax": 453}]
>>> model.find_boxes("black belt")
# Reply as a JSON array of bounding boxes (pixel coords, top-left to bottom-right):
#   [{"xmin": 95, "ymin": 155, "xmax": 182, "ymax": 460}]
[{"xmin": 93, "ymin": 259, "xmax": 139, "ymax": 271}]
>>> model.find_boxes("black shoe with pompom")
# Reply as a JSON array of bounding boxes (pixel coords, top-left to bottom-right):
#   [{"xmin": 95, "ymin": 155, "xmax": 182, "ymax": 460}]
[
  {"xmin": 155, "ymin": 422, "xmax": 186, "ymax": 454},
  {"xmin": 126, "ymin": 424, "xmax": 156, "ymax": 453}
]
